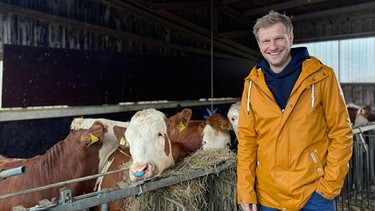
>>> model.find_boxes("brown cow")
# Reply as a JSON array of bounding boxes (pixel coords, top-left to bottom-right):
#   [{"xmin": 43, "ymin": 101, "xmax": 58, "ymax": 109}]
[
  {"xmin": 347, "ymin": 103, "xmax": 375, "ymax": 127},
  {"xmin": 0, "ymin": 121, "xmax": 113, "ymax": 210}
]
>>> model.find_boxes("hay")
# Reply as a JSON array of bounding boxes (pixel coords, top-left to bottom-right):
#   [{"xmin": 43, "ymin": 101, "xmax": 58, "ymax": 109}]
[{"xmin": 121, "ymin": 149, "xmax": 237, "ymax": 211}]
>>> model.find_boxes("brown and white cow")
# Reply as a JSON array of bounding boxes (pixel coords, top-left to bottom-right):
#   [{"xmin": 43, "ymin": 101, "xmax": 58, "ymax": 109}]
[
  {"xmin": 0, "ymin": 121, "xmax": 114, "ymax": 210},
  {"xmin": 346, "ymin": 103, "xmax": 375, "ymax": 127},
  {"xmin": 126, "ymin": 108, "xmax": 232, "ymax": 182},
  {"xmin": 70, "ymin": 117, "xmax": 130, "ymax": 175},
  {"xmin": 126, "ymin": 108, "xmax": 191, "ymax": 181},
  {"xmin": 94, "ymin": 109, "xmax": 192, "ymax": 210},
  {"xmin": 92, "ymin": 109, "xmax": 232, "ymax": 210}
]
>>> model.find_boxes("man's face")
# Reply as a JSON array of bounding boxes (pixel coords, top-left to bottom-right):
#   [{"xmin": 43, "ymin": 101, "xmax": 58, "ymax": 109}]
[{"xmin": 257, "ymin": 22, "xmax": 294, "ymax": 73}]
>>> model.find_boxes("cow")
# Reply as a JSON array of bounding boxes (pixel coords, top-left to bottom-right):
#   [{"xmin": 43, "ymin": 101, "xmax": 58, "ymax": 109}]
[
  {"xmin": 127, "ymin": 108, "xmax": 234, "ymax": 182},
  {"xmin": 227, "ymin": 101, "xmax": 240, "ymax": 137},
  {"xmin": 94, "ymin": 108, "xmax": 232, "ymax": 210},
  {"xmin": 93, "ymin": 109, "xmax": 192, "ymax": 210},
  {"xmin": 0, "ymin": 121, "xmax": 115, "ymax": 210},
  {"xmin": 200, "ymin": 113, "xmax": 233, "ymax": 150},
  {"xmin": 227, "ymin": 101, "xmax": 240, "ymax": 152},
  {"xmin": 346, "ymin": 103, "xmax": 375, "ymax": 127},
  {"xmin": 70, "ymin": 117, "xmax": 130, "ymax": 176}
]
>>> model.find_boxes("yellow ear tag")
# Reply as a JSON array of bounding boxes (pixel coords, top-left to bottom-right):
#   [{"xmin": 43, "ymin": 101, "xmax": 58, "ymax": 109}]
[
  {"xmin": 120, "ymin": 137, "xmax": 126, "ymax": 146},
  {"xmin": 220, "ymin": 125, "xmax": 230, "ymax": 132},
  {"xmin": 361, "ymin": 108, "xmax": 365, "ymax": 115},
  {"xmin": 176, "ymin": 122, "xmax": 185, "ymax": 132},
  {"xmin": 90, "ymin": 133, "xmax": 99, "ymax": 143}
]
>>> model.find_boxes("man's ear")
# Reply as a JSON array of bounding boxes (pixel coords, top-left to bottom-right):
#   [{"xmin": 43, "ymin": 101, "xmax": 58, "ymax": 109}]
[{"xmin": 289, "ymin": 33, "xmax": 294, "ymax": 45}]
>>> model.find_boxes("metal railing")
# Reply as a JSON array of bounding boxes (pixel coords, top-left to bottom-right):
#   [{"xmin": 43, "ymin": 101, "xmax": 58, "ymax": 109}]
[
  {"xmin": 335, "ymin": 124, "xmax": 375, "ymax": 211},
  {"xmin": 6, "ymin": 159, "xmax": 235, "ymax": 211}
]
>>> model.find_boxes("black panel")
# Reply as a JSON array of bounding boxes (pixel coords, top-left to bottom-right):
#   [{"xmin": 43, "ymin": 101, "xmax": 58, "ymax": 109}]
[{"xmin": 2, "ymin": 45, "xmax": 252, "ymax": 108}]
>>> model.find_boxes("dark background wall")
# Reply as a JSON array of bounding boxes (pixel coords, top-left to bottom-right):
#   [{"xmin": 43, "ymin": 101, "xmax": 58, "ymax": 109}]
[{"xmin": 2, "ymin": 44, "xmax": 253, "ymax": 108}]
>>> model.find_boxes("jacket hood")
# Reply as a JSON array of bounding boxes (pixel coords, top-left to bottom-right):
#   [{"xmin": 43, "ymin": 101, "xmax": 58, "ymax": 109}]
[
  {"xmin": 256, "ymin": 47, "xmax": 310, "ymax": 109},
  {"xmin": 245, "ymin": 54, "xmax": 325, "ymax": 114}
]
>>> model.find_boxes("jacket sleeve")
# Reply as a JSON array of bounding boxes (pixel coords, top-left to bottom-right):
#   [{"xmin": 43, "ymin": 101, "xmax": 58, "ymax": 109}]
[
  {"xmin": 316, "ymin": 68, "xmax": 353, "ymax": 199},
  {"xmin": 237, "ymin": 79, "xmax": 258, "ymax": 204}
]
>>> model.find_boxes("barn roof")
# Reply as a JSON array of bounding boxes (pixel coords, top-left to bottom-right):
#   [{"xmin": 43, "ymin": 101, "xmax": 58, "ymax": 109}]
[
  {"xmin": 117, "ymin": 0, "xmax": 375, "ymax": 61},
  {"xmin": 0, "ymin": 0, "xmax": 374, "ymax": 61}
]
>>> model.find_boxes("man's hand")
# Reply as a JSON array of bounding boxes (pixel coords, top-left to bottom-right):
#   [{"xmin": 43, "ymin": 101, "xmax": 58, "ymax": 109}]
[{"xmin": 240, "ymin": 203, "xmax": 257, "ymax": 211}]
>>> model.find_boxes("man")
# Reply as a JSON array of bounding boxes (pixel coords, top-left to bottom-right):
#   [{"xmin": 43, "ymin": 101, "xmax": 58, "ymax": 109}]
[{"xmin": 237, "ymin": 10, "xmax": 353, "ymax": 211}]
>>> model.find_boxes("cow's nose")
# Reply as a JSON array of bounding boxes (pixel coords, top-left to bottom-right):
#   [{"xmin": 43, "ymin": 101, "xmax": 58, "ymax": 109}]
[{"xmin": 130, "ymin": 164, "xmax": 148, "ymax": 177}]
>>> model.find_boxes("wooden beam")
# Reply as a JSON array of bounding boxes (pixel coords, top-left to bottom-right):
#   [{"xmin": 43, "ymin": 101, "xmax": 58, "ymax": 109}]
[
  {"xmin": 148, "ymin": 2, "xmax": 210, "ymax": 10},
  {"xmin": 99, "ymin": 0, "xmax": 260, "ymax": 60},
  {"xmin": 244, "ymin": 0, "xmax": 328, "ymax": 17},
  {"xmin": 219, "ymin": 6, "xmax": 252, "ymax": 28},
  {"xmin": 292, "ymin": 1, "xmax": 375, "ymax": 21},
  {"xmin": 218, "ymin": 29, "xmax": 251, "ymax": 38},
  {"xmin": 221, "ymin": 0, "xmax": 242, "ymax": 5}
]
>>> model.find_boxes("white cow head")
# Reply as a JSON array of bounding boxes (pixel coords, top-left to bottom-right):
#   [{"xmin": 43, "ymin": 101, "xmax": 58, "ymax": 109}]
[
  {"xmin": 201, "ymin": 113, "xmax": 233, "ymax": 150},
  {"xmin": 227, "ymin": 102, "xmax": 240, "ymax": 138},
  {"xmin": 126, "ymin": 109, "xmax": 174, "ymax": 181}
]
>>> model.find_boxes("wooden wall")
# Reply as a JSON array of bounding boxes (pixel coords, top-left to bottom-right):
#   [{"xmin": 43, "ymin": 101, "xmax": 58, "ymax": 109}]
[
  {"xmin": 0, "ymin": 0, "xmax": 257, "ymax": 61},
  {"xmin": 0, "ymin": 1, "xmax": 178, "ymax": 58},
  {"xmin": 342, "ymin": 83, "xmax": 375, "ymax": 107}
]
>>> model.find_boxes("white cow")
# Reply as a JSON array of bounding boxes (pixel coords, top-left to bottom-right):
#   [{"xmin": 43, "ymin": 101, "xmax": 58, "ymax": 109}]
[{"xmin": 227, "ymin": 101, "xmax": 240, "ymax": 138}]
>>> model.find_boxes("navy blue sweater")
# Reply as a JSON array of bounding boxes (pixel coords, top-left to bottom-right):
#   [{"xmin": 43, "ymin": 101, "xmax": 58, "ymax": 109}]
[{"xmin": 257, "ymin": 47, "xmax": 310, "ymax": 110}]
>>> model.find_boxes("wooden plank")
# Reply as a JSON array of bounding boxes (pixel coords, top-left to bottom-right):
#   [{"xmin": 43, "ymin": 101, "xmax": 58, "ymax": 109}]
[{"xmin": 0, "ymin": 2, "xmax": 250, "ymax": 60}]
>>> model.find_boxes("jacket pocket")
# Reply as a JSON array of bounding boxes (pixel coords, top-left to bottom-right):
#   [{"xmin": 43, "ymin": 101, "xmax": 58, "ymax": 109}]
[{"xmin": 309, "ymin": 150, "xmax": 324, "ymax": 178}]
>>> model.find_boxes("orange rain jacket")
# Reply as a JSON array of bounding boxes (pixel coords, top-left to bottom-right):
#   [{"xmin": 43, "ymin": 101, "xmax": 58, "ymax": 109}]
[{"xmin": 237, "ymin": 56, "xmax": 353, "ymax": 210}]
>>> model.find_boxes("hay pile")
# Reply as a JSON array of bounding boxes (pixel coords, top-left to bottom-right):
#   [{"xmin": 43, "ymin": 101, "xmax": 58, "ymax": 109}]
[{"xmin": 121, "ymin": 149, "xmax": 237, "ymax": 211}]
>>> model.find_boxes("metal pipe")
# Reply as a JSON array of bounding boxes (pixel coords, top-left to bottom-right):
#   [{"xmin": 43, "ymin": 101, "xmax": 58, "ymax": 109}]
[
  {"xmin": 0, "ymin": 167, "xmax": 128, "ymax": 200},
  {"xmin": 0, "ymin": 166, "xmax": 27, "ymax": 181}
]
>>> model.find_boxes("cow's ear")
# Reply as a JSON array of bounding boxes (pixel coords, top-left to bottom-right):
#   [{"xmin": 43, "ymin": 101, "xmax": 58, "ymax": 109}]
[
  {"xmin": 175, "ymin": 109, "xmax": 192, "ymax": 132},
  {"xmin": 180, "ymin": 108, "xmax": 192, "ymax": 126},
  {"xmin": 113, "ymin": 126, "xmax": 127, "ymax": 145},
  {"xmin": 220, "ymin": 121, "xmax": 233, "ymax": 132},
  {"xmin": 81, "ymin": 121, "xmax": 106, "ymax": 146}
]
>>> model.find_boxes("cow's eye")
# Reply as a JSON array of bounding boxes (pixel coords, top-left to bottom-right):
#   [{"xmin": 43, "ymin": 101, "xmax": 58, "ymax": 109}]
[{"xmin": 158, "ymin": 132, "xmax": 165, "ymax": 137}]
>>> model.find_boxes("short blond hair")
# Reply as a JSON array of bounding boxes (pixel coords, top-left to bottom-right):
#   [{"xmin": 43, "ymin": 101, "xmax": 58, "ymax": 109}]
[{"xmin": 253, "ymin": 10, "xmax": 293, "ymax": 41}]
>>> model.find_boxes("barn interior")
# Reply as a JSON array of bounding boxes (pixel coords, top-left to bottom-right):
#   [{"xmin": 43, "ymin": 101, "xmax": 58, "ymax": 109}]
[
  {"xmin": 0, "ymin": 0, "xmax": 375, "ymax": 210},
  {"xmin": 0, "ymin": 0, "xmax": 374, "ymax": 164}
]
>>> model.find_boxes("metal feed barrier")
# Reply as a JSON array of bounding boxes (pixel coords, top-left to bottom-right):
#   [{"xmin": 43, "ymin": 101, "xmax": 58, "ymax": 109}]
[
  {"xmin": 1, "ymin": 159, "xmax": 237, "ymax": 211},
  {"xmin": 335, "ymin": 124, "xmax": 375, "ymax": 211}
]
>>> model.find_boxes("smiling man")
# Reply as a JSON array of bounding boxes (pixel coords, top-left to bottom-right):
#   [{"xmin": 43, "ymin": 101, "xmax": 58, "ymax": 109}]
[{"xmin": 236, "ymin": 10, "xmax": 353, "ymax": 211}]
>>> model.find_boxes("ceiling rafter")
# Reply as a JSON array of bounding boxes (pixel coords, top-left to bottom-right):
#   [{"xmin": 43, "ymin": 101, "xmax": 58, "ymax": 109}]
[
  {"xmin": 147, "ymin": 2, "xmax": 210, "ymax": 10},
  {"xmin": 244, "ymin": 0, "xmax": 328, "ymax": 17},
  {"xmin": 99, "ymin": 0, "xmax": 261, "ymax": 60},
  {"xmin": 292, "ymin": 1, "xmax": 375, "ymax": 21}
]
